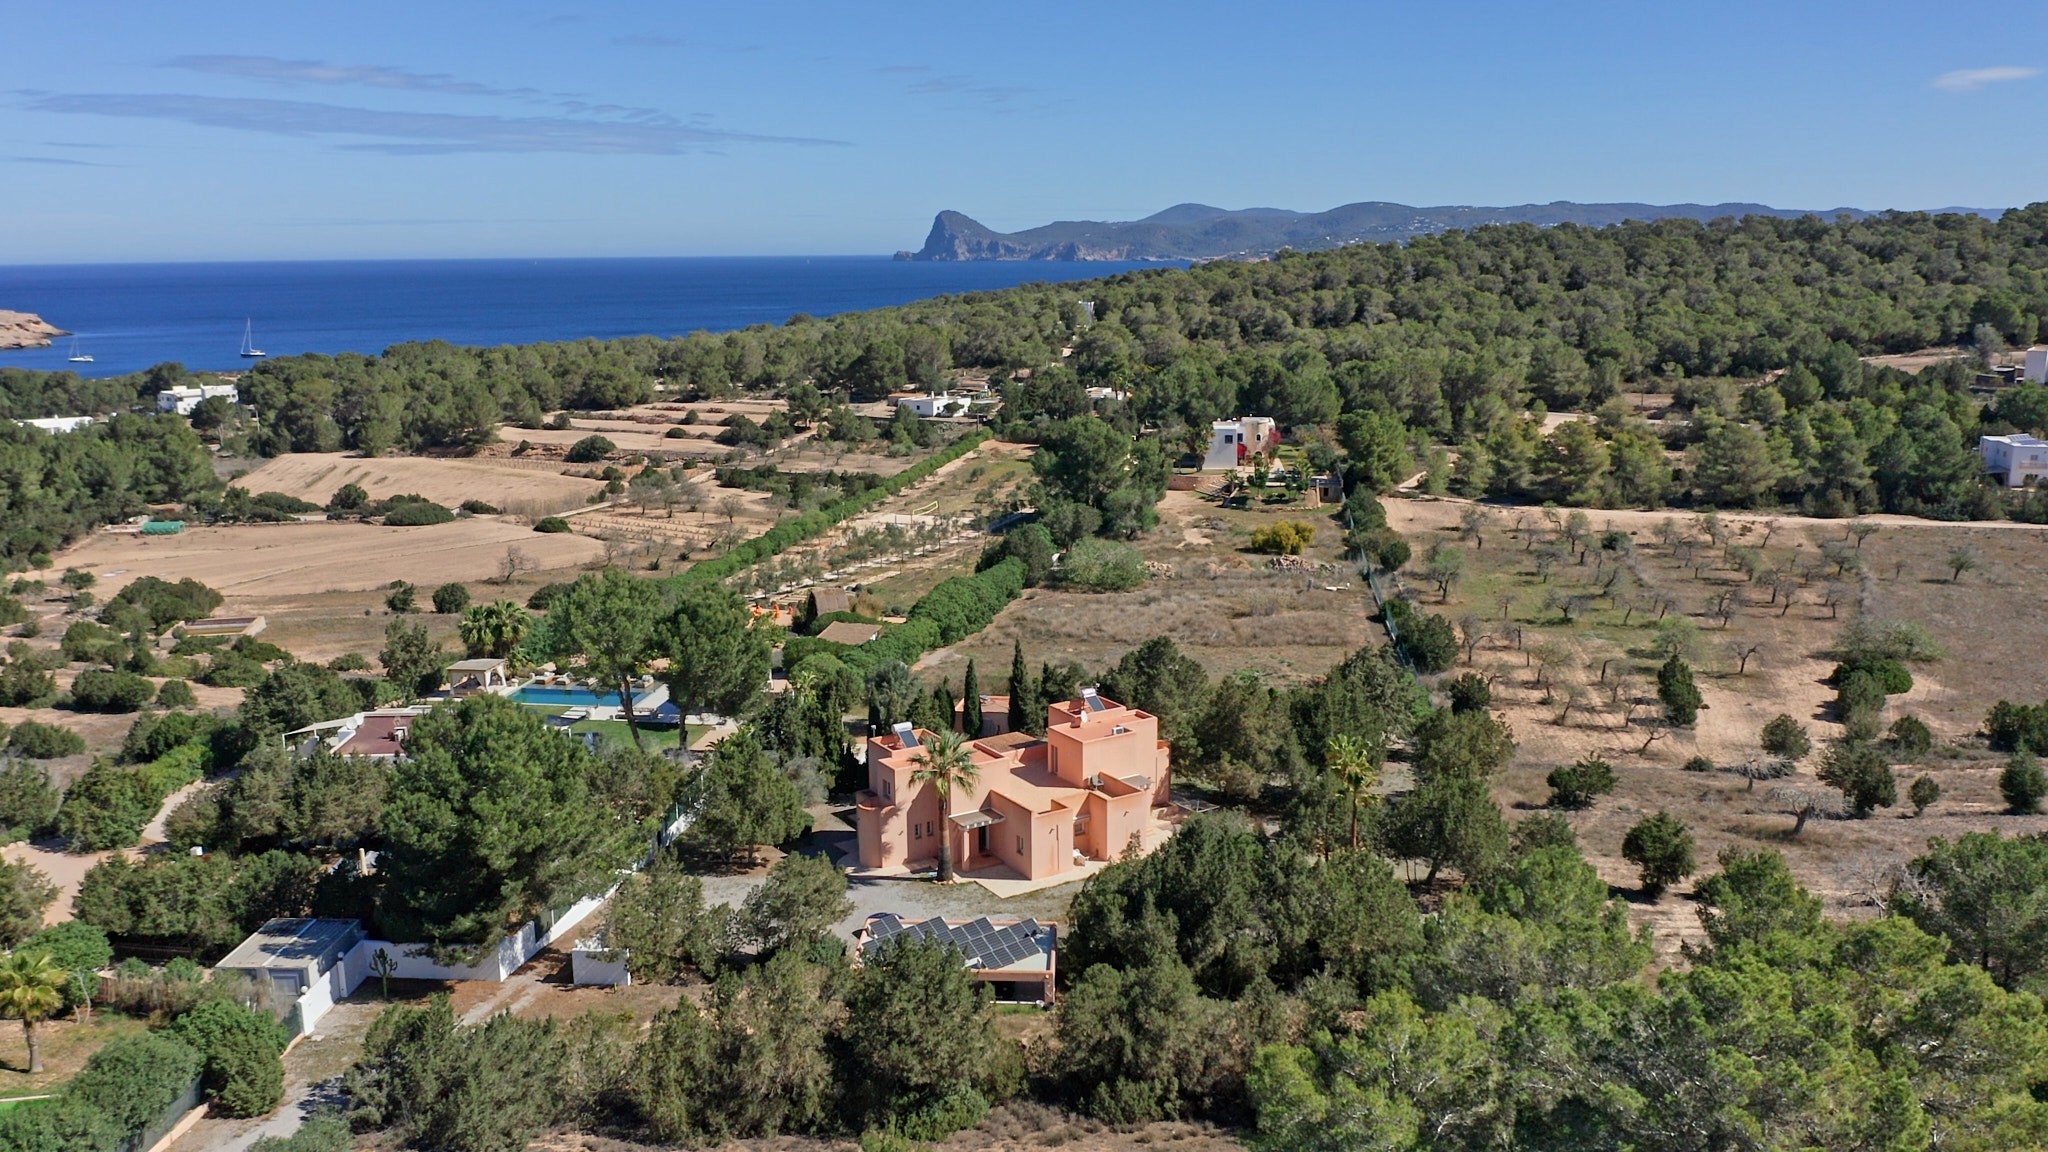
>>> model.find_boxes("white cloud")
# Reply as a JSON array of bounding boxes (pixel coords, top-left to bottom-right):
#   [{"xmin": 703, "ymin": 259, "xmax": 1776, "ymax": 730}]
[
  {"xmin": 1932, "ymin": 66, "xmax": 2040, "ymax": 92},
  {"xmin": 26, "ymin": 93, "xmax": 846, "ymax": 155}
]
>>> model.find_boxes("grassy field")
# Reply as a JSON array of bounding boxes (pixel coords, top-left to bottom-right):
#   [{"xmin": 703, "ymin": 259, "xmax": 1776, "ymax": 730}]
[{"xmin": 0, "ymin": 1013, "xmax": 150, "ymax": 1096}]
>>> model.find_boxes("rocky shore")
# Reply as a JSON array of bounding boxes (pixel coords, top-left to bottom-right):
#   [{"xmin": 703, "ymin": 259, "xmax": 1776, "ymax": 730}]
[{"xmin": 0, "ymin": 310, "xmax": 67, "ymax": 350}]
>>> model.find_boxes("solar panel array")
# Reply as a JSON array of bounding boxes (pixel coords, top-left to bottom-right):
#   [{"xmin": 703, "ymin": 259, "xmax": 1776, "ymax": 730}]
[
  {"xmin": 892, "ymin": 721, "xmax": 921, "ymax": 748},
  {"xmin": 866, "ymin": 914, "xmax": 1050, "ymax": 970}
]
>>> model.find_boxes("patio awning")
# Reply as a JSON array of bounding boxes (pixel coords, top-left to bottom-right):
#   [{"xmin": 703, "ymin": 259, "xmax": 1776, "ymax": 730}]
[{"xmin": 949, "ymin": 809, "xmax": 1006, "ymax": 831}]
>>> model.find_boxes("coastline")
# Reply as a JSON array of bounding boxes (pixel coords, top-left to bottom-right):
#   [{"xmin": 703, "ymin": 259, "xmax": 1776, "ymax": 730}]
[{"xmin": 0, "ymin": 310, "xmax": 66, "ymax": 350}]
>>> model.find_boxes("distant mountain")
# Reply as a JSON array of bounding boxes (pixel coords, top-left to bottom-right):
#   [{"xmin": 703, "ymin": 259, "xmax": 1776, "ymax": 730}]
[{"xmin": 896, "ymin": 200, "xmax": 2000, "ymax": 262}]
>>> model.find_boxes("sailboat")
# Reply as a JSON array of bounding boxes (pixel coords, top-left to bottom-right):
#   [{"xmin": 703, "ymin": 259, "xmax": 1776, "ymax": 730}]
[
  {"xmin": 239, "ymin": 319, "xmax": 265, "ymax": 359},
  {"xmin": 66, "ymin": 338, "xmax": 92, "ymax": 364}
]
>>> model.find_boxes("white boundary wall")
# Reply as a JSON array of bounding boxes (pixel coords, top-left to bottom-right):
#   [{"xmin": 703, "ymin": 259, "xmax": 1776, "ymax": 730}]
[
  {"xmin": 288, "ymin": 888, "xmax": 615, "ymax": 1033},
  {"xmin": 283, "ymin": 804, "xmax": 693, "ymax": 1030}
]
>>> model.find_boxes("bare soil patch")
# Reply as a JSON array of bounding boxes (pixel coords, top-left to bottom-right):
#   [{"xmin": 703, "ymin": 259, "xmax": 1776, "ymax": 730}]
[
  {"xmin": 44, "ymin": 519, "xmax": 603, "ymax": 599},
  {"xmin": 234, "ymin": 452, "xmax": 603, "ymax": 517}
]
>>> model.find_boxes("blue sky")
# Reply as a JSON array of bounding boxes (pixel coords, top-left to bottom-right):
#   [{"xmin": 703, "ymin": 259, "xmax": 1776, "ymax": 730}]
[{"xmin": 6, "ymin": 0, "xmax": 2047, "ymax": 263}]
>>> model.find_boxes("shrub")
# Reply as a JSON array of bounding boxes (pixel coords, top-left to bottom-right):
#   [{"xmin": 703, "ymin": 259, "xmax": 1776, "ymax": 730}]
[
  {"xmin": 1546, "ymin": 755, "xmax": 1617, "ymax": 809},
  {"xmin": 1249, "ymin": 521, "xmax": 1317, "ymax": 555},
  {"xmin": 59, "ymin": 762, "xmax": 159, "ymax": 850},
  {"xmin": 2001, "ymin": 750, "xmax": 2047, "ymax": 815},
  {"xmin": 431, "ymin": 583, "xmax": 471, "ymax": 614},
  {"xmin": 0, "ymin": 761, "xmax": 61, "ymax": 842},
  {"xmin": 1818, "ymin": 742, "xmax": 1896, "ymax": 818},
  {"xmin": 201, "ymin": 654, "xmax": 269, "ymax": 689},
  {"xmin": 1683, "ymin": 755, "xmax": 1715, "ymax": 773},
  {"xmin": 62, "ymin": 620, "xmax": 122, "ymax": 664},
  {"xmin": 0, "ymin": 596, "xmax": 29, "ymax": 628},
  {"xmin": 328, "ymin": 652, "xmax": 370, "ymax": 672},
  {"xmin": 1986, "ymin": 699, "xmax": 2048, "ymax": 754},
  {"xmin": 525, "ymin": 581, "xmax": 570, "ymax": 609},
  {"xmin": 105, "ymin": 576, "xmax": 222, "ymax": 633},
  {"xmin": 383, "ymin": 501, "xmax": 455, "ymax": 527},
  {"xmin": 250, "ymin": 1115, "xmax": 353, "ymax": 1152},
  {"xmin": 1372, "ymin": 534, "xmax": 1411, "ymax": 572},
  {"xmin": 328, "ymin": 483, "xmax": 369, "ymax": 513},
  {"xmin": 0, "ymin": 659, "xmax": 57, "ymax": 708},
  {"xmin": 154, "ymin": 679, "xmax": 198, "ymax": 709},
  {"xmin": 1443, "ymin": 672, "xmax": 1491, "ymax": 714},
  {"xmin": 1909, "ymin": 773, "xmax": 1941, "ymax": 816},
  {"xmin": 1759, "ymin": 714, "xmax": 1811, "ymax": 760},
  {"xmin": 533, "ymin": 516, "xmax": 572, "ymax": 533},
  {"xmin": 565, "ymin": 434, "xmax": 616, "ymax": 463},
  {"xmin": 9, "ymin": 721, "xmax": 85, "ymax": 760},
  {"xmin": 68, "ymin": 668, "xmax": 156, "ymax": 713},
  {"xmin": 65, "ymin": 1031, "xmax": 205, "ymax": 1139},
  {"xmin": 22, "ymin": 920, "xmax": 112, "ymax": 1009},
  {"xmin": 1392, "ymin": 609, "xmax": 1457, "ymax": 675},
  {"xmin": 1060, "ymin": 538, "xmax": 1146, "ymax": 592},
  {"xmin": 1833, "ymin": 655, "xmax": 1912, "ymax": 695},
  {"xmin": 1621, "ymin": 811, "xmax": 1696, "ymax": 896},
  {"xmin": 1656, "ymin": 655, "xmax": 1702, "ymax": 726},
  {"xmin": 170, "ymin": 999, "xmax": 289, "ymax": 1118},
  {"xmin": 1835, "ymin": 672, "xmax": 1887, "ymax": 720},
  {"xmin": 458, "ymin": 499, "xmax": 500, "ymax": 515},
  {"xmin": 1885, "ymin": 715, "xmax": 1934, "ymax": 758}
]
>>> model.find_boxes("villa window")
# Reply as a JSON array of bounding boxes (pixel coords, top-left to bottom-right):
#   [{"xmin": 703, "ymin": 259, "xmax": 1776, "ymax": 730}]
[
  {"xmin": 1017, "ymin": 835, "xmax": 1026, "ymax": 855},
  {"xmin": 914, "ymin": 823, "xmax": 921, "ymax": 840}
]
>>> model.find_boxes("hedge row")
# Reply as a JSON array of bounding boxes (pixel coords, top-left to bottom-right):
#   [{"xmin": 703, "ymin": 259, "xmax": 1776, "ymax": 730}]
[
  {"xmin": 784, "ymin": 557, "xmax": 1027, "ymax": 677},
  {"xmin": 677, "ymin": 430, "xmax": 989, "ymax": 589}
]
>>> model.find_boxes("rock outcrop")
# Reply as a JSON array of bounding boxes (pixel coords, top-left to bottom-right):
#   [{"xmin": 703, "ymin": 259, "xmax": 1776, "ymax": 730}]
[{"xmin": 0, "ymin": 311, "xmax": 67, "ymax": 350}]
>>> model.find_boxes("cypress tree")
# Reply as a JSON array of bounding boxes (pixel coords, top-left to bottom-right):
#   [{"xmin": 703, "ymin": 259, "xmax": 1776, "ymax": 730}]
[
  {"xmin": 1007, "ymin": 640, "xmax": 1034, "ymax": 733},
  {"xmin": 961, "ymin": 659, "xmax": 982, "ymax": 736}
]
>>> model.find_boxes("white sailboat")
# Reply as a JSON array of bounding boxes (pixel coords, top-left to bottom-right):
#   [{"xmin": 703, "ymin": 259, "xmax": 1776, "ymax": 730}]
[
  {"xmin": 66, "ymin": 338, "xmax": 92, "ymax": 364},
  {"xmin": 239, "ymin": 318, "xmax": 266, "ymax": 359}
]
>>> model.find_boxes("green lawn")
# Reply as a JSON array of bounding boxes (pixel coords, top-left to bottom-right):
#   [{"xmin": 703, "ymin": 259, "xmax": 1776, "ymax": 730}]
[{"xmin": 564, "ymin": 719, "xmax": 709, "ymax": 752}]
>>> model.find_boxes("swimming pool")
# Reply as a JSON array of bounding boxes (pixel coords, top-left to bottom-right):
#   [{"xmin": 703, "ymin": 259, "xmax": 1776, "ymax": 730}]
[{"xmin": 509, "ymin": 684, "xmax": 658, "ymax": 709}]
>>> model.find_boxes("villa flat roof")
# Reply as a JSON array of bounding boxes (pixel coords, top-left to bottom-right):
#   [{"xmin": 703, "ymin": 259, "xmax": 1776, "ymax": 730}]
[{"xmin": 216, "ymin": 918, "xmax": 362, "ymax": 973}]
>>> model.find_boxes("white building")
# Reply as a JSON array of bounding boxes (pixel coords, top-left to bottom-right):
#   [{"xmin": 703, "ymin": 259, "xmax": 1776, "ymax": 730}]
[
  {"xmin": 19, "ymin": 416, "xmax": 95, "ymax": 434},
  {"xmin": 896, "ymin": 393, "xmax": 972, "ymax": 418},
  {"xmin": 1981, "ymin": 433, "xmax": 2048, "ymax": 487},
  {"xmin": 157, "ymin": 384, "xmax": 239, "ymax": 416},
  {"xmin": 1203, "ymin": 416, "xmax": 1278, "ymax": 470},
  {"xmin": 2025, "ymin": 347, "xmax": 2048, "ymax": 385}
]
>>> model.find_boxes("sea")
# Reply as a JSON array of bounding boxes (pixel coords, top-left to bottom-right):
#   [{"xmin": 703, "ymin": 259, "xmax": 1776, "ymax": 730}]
[{"xmin": 0, "ymin": 256, "xmax": 1182, "ymax": 379}]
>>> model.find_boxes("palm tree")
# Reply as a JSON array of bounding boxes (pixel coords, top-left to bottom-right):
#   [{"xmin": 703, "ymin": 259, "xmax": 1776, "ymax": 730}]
[
  {"xmin": 459, "ymin": 600, "xmax": 531, "ymax": 659},
  {"xmin": 1327, "ymin": 735, "xmax": 1381, "ymax": 852},
  {"xmin": 0, "ymin": 951, "xmax": 67, "ymax": 1074},
  {"xmin": 911, "ymin": 731, "xmax": 980, "ymax": 883}
]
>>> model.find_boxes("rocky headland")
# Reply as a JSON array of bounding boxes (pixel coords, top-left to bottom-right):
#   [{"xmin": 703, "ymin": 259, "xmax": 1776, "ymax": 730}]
[{"xmin": 0, "ymin": 311, "xmax": 67, "ymax": 350}]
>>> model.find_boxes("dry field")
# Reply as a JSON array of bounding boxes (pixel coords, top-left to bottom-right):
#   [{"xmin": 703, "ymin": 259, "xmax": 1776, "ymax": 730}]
[
  {"xmin": 233, "ymin": 452, "xmax": 604, "ymax": 516},
  {"xmin": 934, "ymin": 486, "xmax": 1373, "ymax": 687},
  {"xmin": 41, "ymin": 518, "xmax": 603, "ymax": 598},
  {"xmin": 1382, "ymin": 495, "xmax": 2048, "ymax": 952}
]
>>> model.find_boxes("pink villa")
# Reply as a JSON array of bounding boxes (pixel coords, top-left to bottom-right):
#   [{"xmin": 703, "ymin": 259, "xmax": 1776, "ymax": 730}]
[{"xmin": 856, "ymin": 689, "xmax": 1174, "ymax": 881}]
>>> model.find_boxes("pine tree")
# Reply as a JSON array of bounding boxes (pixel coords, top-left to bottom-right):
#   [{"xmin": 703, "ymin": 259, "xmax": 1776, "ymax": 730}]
[{"xmin": 960, "ymin": 659, "xmax": 981, "ymax": 736}]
